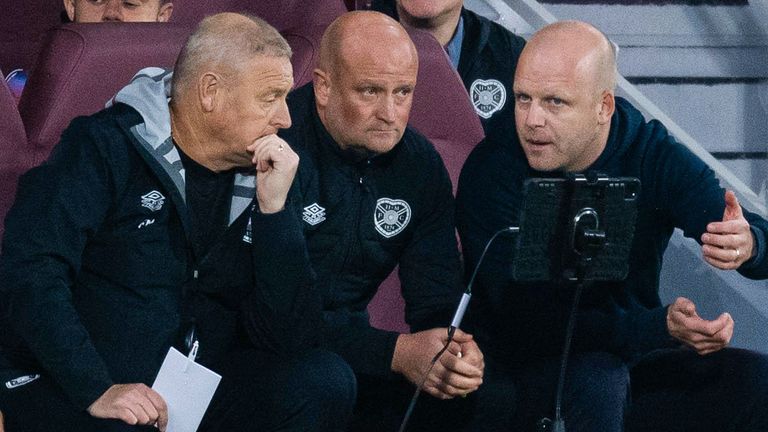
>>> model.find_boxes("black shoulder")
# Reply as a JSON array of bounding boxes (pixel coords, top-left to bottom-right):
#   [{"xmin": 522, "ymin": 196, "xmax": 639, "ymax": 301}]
[
  {"xmin": 400, "ymin": 126, "xmax": 445, "ymax": 167},
  {"xmin": 51, "ymin": 103, "xmax": 142, "ymax": 163}
]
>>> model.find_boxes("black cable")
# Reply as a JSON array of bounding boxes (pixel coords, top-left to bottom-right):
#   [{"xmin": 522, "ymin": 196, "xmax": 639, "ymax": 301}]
[
  {"xmin": 397, "ymin": 226, "xmax": 518, "ymax": 432},
  {"xmin": 551, "ymin": 280, "xmax": 586, "ymax": 432}
]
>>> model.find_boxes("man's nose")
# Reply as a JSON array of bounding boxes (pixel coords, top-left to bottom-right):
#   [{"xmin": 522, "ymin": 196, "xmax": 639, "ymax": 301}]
[
  {"xmin": 376, "ymin": 95, "xmax": 397, "ymax": 124},
  {"xmin": 271, "ymin": 98, "xmax": 292, "ymax": 130},
  {"xmin": 102, "ymin": 0, "xmax": 124, "ymax": 21},
  {"xmin": 524, "ymin": 102, "xmax": 546, "ymax": 128}
]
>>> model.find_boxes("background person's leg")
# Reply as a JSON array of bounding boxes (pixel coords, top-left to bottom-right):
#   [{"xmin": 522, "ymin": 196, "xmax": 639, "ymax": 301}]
[
  {"xmin": 200, "ymin": 348, "xmax": 356, "ymax": 432},
  {"xmin": 511, "ymin": 352, "xmax": 628, "ymax": 432},
  {"xmin": 627, "ymin": 347, "xmax": 768, "ymax": 432}
]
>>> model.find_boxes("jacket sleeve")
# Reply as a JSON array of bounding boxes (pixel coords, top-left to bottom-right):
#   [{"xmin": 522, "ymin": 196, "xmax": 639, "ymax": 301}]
[
  {"xmin": 608, "ymin": 131, "xmax": 768, "ymax": 360},
  {"xmin": 658, "ymin": 133, "xmax": 768, "ymax": 279},
  {"xmin": 242, "ymin": 199, "xmax": 323, "ymax": 357},
  {"xmin": 397, "ymin": 162, "xmax": 464, "ymax": 333},
  {"xmin": 0, "ymin": 119, "xmax": 116, "ymax": 410}
]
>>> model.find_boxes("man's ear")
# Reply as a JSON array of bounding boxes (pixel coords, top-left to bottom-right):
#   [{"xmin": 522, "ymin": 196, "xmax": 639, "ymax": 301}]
[
  {"xmin": 598, "ymin": 90, "xmax": 615, "ymax": 125},
  {"xmin": 199, "ymin": 72, "xmax": 221, "ymax": 113},
  {"xmin": 313, "ymin": 68, "xmax": 331, "ymax": 108},
  {"xmin": 63, "ymin": 0, "xmax": 76, "ymax": 21},
  {"xmin": 157, "ymin": 2, "xmax": 173, "ymax": 22}
]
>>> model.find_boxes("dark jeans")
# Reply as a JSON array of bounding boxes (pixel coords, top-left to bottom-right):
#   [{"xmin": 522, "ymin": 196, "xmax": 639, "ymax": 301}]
[
  {"xmin": 0, "ymin": 348, "xmax": 356, "ymax": 432},
  {"xmin": 626, "ymin": 347, "xmax": 768, "ymax": 432},
  {"xmin": 463, "ymin": 352, "xmax": 629, "ymax": 432},
  {"xmin": 348, "ymin": 373, "xmax": 473, "ymax": 432}
]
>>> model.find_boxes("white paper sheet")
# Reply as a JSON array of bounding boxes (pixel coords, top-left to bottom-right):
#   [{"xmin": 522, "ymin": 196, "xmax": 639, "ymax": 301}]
[{"xmin": 152, "ymin": 347, "xmax": 221, "ymax": 432}]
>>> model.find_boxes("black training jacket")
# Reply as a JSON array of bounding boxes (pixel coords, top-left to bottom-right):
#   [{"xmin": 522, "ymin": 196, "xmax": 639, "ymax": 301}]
[
  {"xmin": 0, "ymin": 98, "xmax": 319, "ymax": 410},
  {"xmin": 457, "ymin": 97, "xmax": 768, "ymax": 364},
  {"xmin": 279, "ymin": 84, "xmax": 463, "ymax": 378}
]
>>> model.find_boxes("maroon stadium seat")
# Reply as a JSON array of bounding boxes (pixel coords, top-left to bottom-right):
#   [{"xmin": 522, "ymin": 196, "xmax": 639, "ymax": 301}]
[
  {"xmin": 171, "ymin": 0, "xmax": 347, "ymax": 31},
  {"xmin": 18, "ymin": 18, "xmax": 330, "ymax": 165},
  {"xmin": 18, "ymin": 23, "xmax": 194, "ymax": 166},
  {"xmin": 283, "ymin": 24, "xmax": 328, "ymax": 88},
  {"xmin": 367, "ymin": 29, "xmax": 485, "ymax": 333},
  {"xmin": 0, "ymin": 69, "xmax": 31, "ymax": 247},
  {"xmin": 172, "ymin": 0, "xmax": 344, "ymax": 89},
  {"xmin": 0, "ymin": 0, "xmax": 61, "ymax": 75}
]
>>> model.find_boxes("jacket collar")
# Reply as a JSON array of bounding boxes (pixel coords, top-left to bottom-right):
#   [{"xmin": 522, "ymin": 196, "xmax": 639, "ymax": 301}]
[{"xmin": 109, "ymin": 67, "xmax": 255, "ymax": 225}]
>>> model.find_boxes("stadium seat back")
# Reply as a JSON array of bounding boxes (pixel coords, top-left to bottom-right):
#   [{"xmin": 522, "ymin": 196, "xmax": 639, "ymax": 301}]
[
  {"xmin": 0, "ymin": 69, "xmax": 31, "ymax": 247},
  {"xmin": 18, "ymin": 23, "xmax": 193, "ymax": 165}
]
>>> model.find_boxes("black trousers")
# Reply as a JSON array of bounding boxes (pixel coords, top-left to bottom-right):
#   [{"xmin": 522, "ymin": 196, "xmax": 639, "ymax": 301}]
[
  {"xmin": 626, "ymin": 347, "xmax": 768, "ymax": 432},
  {"xmin": 348, "ymin": 373, "xmax": 474, "ymax": 432},
  {"xmin": 347, "ymin": 353, "xmax": 628, "ymax": 432},
  {"xmin": 0, "ymin": 349, "xmax": 356, "ymax": 432},
  {"xmin": 463, "ymin": 351, "xmax": 629, "ymax": 432}
]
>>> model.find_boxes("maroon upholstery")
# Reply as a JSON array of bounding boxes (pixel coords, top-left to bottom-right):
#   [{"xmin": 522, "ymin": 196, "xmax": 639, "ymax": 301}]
[
  {"xmin": 0, "ymin": 0, "xmax": 62, "ymax": 74},
  {"xmin": 367, "ymin": 29, "xmax": 485, "ymax": 333},
  {"xmin": 283, "ymin": 25, "xmax": 327, "ymax": 88},
  {"xmin": 18, "ymin": 23, "xmax": 194, "ymax": 166},
  {"xmin": 18, "ymin": 18, "xmax": 330, "ymax": 165},
  {"xmin": 171, "ymin": 0, "xmax": 346, "ymax": 31},
  {"xmin": 0, "ymin": 69, "xmax": 31, "ymax": 247}
]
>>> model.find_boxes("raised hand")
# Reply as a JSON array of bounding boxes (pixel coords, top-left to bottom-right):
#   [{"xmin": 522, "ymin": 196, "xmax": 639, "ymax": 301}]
[
  {"xmin": 248, "ymin": 135, "xmax": 299, "ymax": 214},
  {"xmin": 701, "ymin": 190, "xmax": 755, "ymax": 270}
]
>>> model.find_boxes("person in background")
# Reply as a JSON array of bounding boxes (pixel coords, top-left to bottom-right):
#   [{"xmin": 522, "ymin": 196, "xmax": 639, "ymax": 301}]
[
  {"xmin": 4, "ymin": 0, "xmax": 175, "ymax": 102},
  {"xmin": 373, "ymin": 0, "xmax": 525, "ymax": 148},
  {"xmin": 63, "ymin": 0, "xmax": 173, "ymax": 23}
]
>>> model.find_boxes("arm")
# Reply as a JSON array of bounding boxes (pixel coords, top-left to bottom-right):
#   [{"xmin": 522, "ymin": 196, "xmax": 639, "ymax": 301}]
[
  {"xmin": 0, "ymin": 119, "xmax": 169, "ymax": 428},
  {"xmin": 632, "ymin": 132, "xmax": 768, "ymax": 355},
  {"xmin": 394, "ymin": 162, "xmax": 483, "ymax": 398},
  {"xmin": 0, "ymin": 120, "xmax": 116, "ymax": 409},
  {"xmin": 241, "ymin": 136, "xmax": 322, "ymax": 356},
  {"xmin": 701, "ymin": 190, "xmax": 768, "ymax": 278}
]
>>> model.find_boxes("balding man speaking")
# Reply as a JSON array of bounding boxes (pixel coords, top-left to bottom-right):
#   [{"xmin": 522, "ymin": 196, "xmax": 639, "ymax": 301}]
[
  {"xmin": 0, "ymin": 13, "xmax": 354, "ymax": 432},
  {"xmin": 279, "ymin": 11, "xmax": 484, "ymax": 430},
  {"xmin": 457, "ymin": 20, "xmax": 768, "ymax": 431}
]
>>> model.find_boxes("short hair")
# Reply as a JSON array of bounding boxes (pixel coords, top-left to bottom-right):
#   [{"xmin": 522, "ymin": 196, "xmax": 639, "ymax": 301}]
[{"xmin": 171, "ymin": 13, "xmax": 292, "ymax": 100}]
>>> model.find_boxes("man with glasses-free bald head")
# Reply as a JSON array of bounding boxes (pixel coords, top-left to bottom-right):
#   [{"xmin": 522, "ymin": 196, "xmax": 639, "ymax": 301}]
[
  {"xmin": 279, "ymin": 11, "xmax": 485, "ymax": 431},
  {"xmin": 457, "ymin": 20, "xmax": 768, "ymax": 432}
]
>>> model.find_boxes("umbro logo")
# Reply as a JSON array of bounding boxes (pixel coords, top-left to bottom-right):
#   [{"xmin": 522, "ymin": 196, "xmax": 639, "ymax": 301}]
[
  {"xmin": 141, "ymin": 190, "xmax": 165, "ymax": 212},
  {"xmin": 5, "ymin": 374, "xmax": 40, "ymax": 389},
  {"xmin": 302, "ymin": 203, "xmax": 326, "ymax": 226}
]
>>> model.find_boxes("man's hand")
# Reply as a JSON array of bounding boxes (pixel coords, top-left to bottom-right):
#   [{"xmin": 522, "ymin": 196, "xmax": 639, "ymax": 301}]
[
  {"xmin": 87, "ymin": 384, "xmax": 168, "ymax": 431},
  {"xmin": 391, "ymin": 328, "xmax": 484, "ymax": 399},
  {"xmin": 248, "ymin": 135, "xmax": 299, "ymax": 214},
  {"xmin": 701, "ymin": 190, "xmax": 755, "ymax": 270},
  {"xmin": 667, "ymin": 297, "xmax": 734, "ymax": 355}
]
